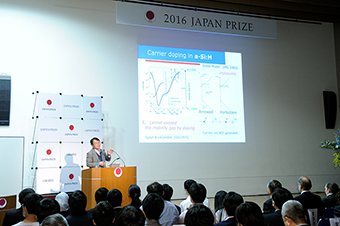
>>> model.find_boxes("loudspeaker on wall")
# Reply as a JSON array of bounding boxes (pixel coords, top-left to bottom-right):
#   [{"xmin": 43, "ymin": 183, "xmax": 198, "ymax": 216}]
[
  {"xmin": 323, "ymin": 91, "xmax": 337, "ymax": 129},
  {"xmin": 0, "ymin": 75, "xmax": 11, "ymax": 126}
]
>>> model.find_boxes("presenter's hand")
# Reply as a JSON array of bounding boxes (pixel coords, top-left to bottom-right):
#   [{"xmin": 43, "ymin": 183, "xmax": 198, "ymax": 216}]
[
  {"xmin": 99, "ymin": 161, "xmax": 105, "ymax": 166},
  {"xmin": 107, "ymin": 149, "xmax": 113, "ymax": 156}
]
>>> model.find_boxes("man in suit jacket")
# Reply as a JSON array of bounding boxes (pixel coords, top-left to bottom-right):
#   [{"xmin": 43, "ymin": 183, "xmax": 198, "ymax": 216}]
[
  {"xmin": 294, "ymin": 176, "xmax": 324, "ymax": 219},
  {"xmin": 322, "ymin": 182, "xmax": 339, "ymax": 208},
  {"xmin": 86, "ymin": 137, "xmax": 113, "ymax": 168},
  {"xmin": 263, "ymin": 179, "xmax": 282, "ymax": 214},
  {"xmin": 282, "ymin": 200, "xmax": 308, "ymax": 226},
  {"xmin": 214, "ymin": 192, "xmax": 243, "ymax": 226}
]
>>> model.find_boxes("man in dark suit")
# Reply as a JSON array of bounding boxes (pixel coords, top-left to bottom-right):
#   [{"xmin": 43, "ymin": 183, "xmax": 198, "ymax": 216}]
[
  {"xmin": 263, "ymin": 188, "xmax": 293, "ymax": 226},
  {"xmin": 214, "ymin": 192, "xmax": 243, "ymax": 226},
  {"xmin": 322, "ymin": 182, "xmax": 339, "ymax": 208},
  {"xmin": 263, "ymin": 179, "xmax": 282, "ymax": 214},
  {"xmin": 2, "ymin": 188, "xmax": 35, "ymax": 226},
  {"xmin": 294, "ymin": 176, "xmax": 324, "ymax": 220},
  {"xmin": 108, "ymin": 189, "xmax": 124, "ymax": 226},
  {"xmin": 282, "ymin": 200, "xmax": 308, "ymax": 226},
  {"xmin": 86, "ymin": 137, "xmax": 113, "ymax": 168}
]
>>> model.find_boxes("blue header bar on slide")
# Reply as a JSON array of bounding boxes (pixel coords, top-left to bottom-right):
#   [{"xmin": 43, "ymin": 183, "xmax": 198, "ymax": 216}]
[{"xmin": 138, "ymin": 45, "xmax": 225, "ymax": 64}]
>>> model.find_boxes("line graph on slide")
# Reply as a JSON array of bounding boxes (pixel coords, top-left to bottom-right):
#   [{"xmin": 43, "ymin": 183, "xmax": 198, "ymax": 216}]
[{"xmin": 138, "ymin": 45, "xmax": 245, "ymax": 143}]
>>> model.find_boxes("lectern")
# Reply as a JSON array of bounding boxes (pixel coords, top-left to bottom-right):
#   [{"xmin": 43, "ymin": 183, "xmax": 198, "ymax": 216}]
[{"xmin": 82, "ymin": 167, "xmax": 136, "ymax": 210}]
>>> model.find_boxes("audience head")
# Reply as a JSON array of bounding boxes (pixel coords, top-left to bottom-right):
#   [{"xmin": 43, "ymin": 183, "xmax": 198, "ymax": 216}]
[
  {"xmin": 41, "ymin": 213, "xmax": 69, "ymax": 226},
  {"xmin": 184, "ymin": 204, "xmax": 214, "ymax": 226},
  {"xmin": 107, "ymin": 189, "xmax": 123, "ymax": 208},
  {"xmin": 92, "ymin": 201, "xmax": 115, "ymax": 226},
  {"xmin": 95, "ymin": 187, "xmax": 109, "ymax": 204},
  {"xmin": 128, "ymin": 184, "xmax": 142, "ymax": 208},
  {"xmin": 281, "ymin": 200, "xmax": 306, "ymax": 226},
  {"xmin": 297, "ymin": 176, "xmax": 312, "ymax": 191},
  {"xmin": 267, "ymin": 179, "xmax": 282, "ymax": 195},
  {"xmin": 214, "ymin": 190, "xmax": 227, "ymax": 211},
  {"xmin": 189, "ymin": 183, "xmax": 206, "ymax": 204},
  {"xmin": 55, "ymin": 192, "xmax": 69, "ymax": 212},
  {"xmin": 235, "ymin": 202, "xmax": 264, "ymax": 226},
  {"xmin": 325, "ymin": 182, "xmax": 340, "ymax": 195},
  {"xmin": 19, "ymin": 188, "xmax": 35, "ymax": 205},
  {"xmin": 184, "ymin": 179, "xmax": 196, "ymax": 193},
  {"xmin": 68, "ymin": 190, "xmax": 87, "ymax": 216},
  {"xmin": 272, "ymin": 188, "xmax": 293, "ymax": 209},
  {"xmin": 23, "ymin": 193, "xmax": 42, "ymax": 215},
  {"xmin": 162, "ymin": 184, "xmax": 173, "ymax": 201},
  {"xmin": 37, "ymin": 198, "xmax": 60, "ymax": 223},
  {"xmin": 142, "ymin": 193, "xmax": 164, "ymax": 220},
  {"xmin": 146, "ymin": 182, "xmax": 164, "ymax": 196},
  {"xmin": 223, "ymin": 191, "xmax": 243, "ymax": 217},
  {"xmin": 118, "ymin": 206, "xmax": 145, "ymax": 226}
]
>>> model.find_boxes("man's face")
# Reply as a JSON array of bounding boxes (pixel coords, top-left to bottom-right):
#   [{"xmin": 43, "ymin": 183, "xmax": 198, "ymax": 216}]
[{"xmin": 92, "ymin": 139, "xmax": 101, "ymax": 150}]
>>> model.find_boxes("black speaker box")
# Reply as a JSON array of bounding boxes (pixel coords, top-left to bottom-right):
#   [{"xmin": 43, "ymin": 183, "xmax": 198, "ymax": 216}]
[
  {"xmin": 323, "ymin": 91, "xmax": 337, "ymax": 129},
  {"xmin": 0, "ymin": 76, "xmax": 11, "ymax": 126}
]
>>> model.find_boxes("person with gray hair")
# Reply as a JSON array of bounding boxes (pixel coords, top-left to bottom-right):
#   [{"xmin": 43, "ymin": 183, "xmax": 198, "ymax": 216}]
[
  {"xmin": 42, "ymin": 213, "xmax": 69, "ymax": 226},
  {"xmin": 281, "ymin": 200, "xmax": 307, "ymax": 226},
  {"xmin": 55, "ymin": 192, "xmax": 71, "ymax": 218}
]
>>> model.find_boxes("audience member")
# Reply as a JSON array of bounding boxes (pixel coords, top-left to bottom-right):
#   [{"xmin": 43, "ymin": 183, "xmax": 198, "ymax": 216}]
[
  {"xmin": 333, "ymin": 192, "xmax": 340, "ymax": 217},
  {"xmin": 142, "ymin": 193, "xmax": 164, "ymax": 226},
  {"xmin": 145, "ymin": 182, "xmax": 179, "ymax": 226},
  {"xmin": 178, "ymin": 182, "xmax": 214, "ymax": 224},
  {"xmin": 180, "ymin": 179, "xmax": 209, "ymax": 212},
  {"xmin": 92, "ymin": 201, "xmax": 115, "ymax": 226},
  {"xmin": 281, "ymin": 200, "xmax": 307, "ymax": 226},
  {"xmin": 322, "ymin": 182, "xmax": 339, "ymax": 208},
  {"xmin": 184, "ymin": 204, "xmax": 215, "ymax": 226},
  {"xmin": 214, "ymin": 190, "xmax": 227, "ymax": 223},
  {"xmin": 162, "ymin": 184, "xmax": 181, "ymax": 214},
  {"xmin": 55, "ymin": 192, "xmax": 71, "ymax": 218},
  {"xmin": 128, "ymin": 184, "xmax": 142, "ymax": 209},
  {"xmin": 13, "ymin": 193, "xmax": 42, "ymax": 226},
  {"xmin": 214, "ymin": 191, "xmax": 243, "ymax": 226},
  {"xmin": 66, "ymin": 190, "xmax": 93, "ymax": 226},
  {"xmin": 235, "ymin": 202, "xmax": 264, "ymax": 226},
  {"xmin": 41, "ymin": 213, "xmax": 69, "ymax": 226},
  {"xmin": 263, "ymin": 179, "xmax": 282, "ymax": 214},
  {"xmin": 118, "ymin": 206, "xmax": 145, "ymax": 226},
  {"xmin": 37, "ymin": 198, "xmax": 61, "ymax": 223},
  {"xmin": 294, "ymin": 176, "xmax": 324, "ymax": 219},
  {"xmin": 107, "ymin": 188, "xmax": 123, "ymax": 226},
  {"xmin": 88, "ymin": 187, "xmax": 109, "ymax": 215},
  {"xmin": 2, "ymin": 188, "xmax": 35, "ymax": 226},
  {"xmin": 263, "ymin": 188, "xmax": 293, "ymax": 226}
]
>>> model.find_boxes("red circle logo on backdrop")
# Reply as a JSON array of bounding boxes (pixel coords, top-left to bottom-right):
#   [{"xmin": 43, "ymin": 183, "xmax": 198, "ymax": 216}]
[
  {"xmin": 90, "ymin": 103, "xmax": 95, "ymax": 108},
  {"xmin": 145, "ymin": 10, "xmax": 155, "ymax": 22},
  {"xmin": 69, "ymin": 174, "xmax": 74, "ymax": 180},
  {"xmin": 0, "ymin": 198, "xmax": 7, "ymax": 208},
  {"xmin": 69, "ymin": 125, "xmax": 74, "ymax": 131},
  {"xmin": 47, "ymin": 99, "xmax": 52, "ymax": 105},
  {"xmin": 114, "ymin": 167, "xmax": 123, "ymax": 178},
  {"xmin": 46, "ymin": 149, "xmax": 52, "ymax": 155}
]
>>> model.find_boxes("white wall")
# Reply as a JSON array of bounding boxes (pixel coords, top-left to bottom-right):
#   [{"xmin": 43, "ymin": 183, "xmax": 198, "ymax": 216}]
[{"xmin": 0, "ymin": 0, "xmax": 339, "ymax": 199}]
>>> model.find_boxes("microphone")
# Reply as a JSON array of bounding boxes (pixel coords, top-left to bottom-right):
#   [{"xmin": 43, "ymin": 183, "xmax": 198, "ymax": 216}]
[{"xmin": 112, "ymin": 150, "xmax": 126, "ymax": 167}]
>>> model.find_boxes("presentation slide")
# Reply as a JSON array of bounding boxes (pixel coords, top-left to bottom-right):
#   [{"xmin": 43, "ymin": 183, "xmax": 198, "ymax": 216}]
[{"xmin": 138, "ymin": 45, "xmax": 245, "ymax": 143}]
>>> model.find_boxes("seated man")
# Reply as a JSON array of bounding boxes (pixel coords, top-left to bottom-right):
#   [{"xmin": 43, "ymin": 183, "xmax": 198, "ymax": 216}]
[
  {"xmin": 214, "ymin": 192, "xmax": 243, "ymax": 226},
  {"xmin": 2, "ymin": 188, "xmax": 35, "ymax": 226},
  {"xmin": 41, "ymin": 213, "xmax": 69, "ymax": 226},
  {"xmin": 88, "ymin": 187, "xmax": 109, "ymax": 215},
  {"xmin": 66, "ymin": 190, "xmax": 93, "ymax": 226},
  {"xmin": 162, "ymin": 184, "xmax": 181, "ymax": 214},
  {"xmin": 263, "ymin": 188, "xmax": 293, "ymax": 226},
  {"xmin": 107, "ymin": 188, "xmax": 123, "ymax": 226},
  {"xmin": 13, "ymin": 193, "xmax": 42, "ymax": 226},
  {"xmin": 180, "ymin": 179, "xmax": 209, "ymax": 213},
  {"xmin": 263, "ymin": 179, "xmax": 282, "ymax": 214},
  {"xmin": 118, "ymin": 206, "xmax": 145, "ymax": 226},
  {"xmin": 235, "ymin": 202, "xmax": 264, "ymax": 226},
  {"xmin": 92, "ymin": 201, "xmax": 115, "ymax": 226},
  {"xmin": 184, "ymin": 204, "xmax": 215, "ymax": 226},
  {"xmin": 281, "ymin": 200, "xmax": 308, "ymax": 226},
  {"xmin": 323, "ymin": 182, "xmax": 339, "ymax": 208},
  {"xmin": 178, "ymin": 183, "xmax": 214, "ymax": 224},
  {"xmin": 142, "ymin": 193, "xmax": 164, "ymax": 226},
  {"xmin": 37, "ymin": 198, "xmax": 61, "ymax": 223},
  {"xmin": 86, "ymin": 137, "xmax": 113, "ymax": 168}
]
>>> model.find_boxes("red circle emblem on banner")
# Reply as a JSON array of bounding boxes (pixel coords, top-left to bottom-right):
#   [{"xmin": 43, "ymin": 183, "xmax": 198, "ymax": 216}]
[
  {"xmin": 146, "ymin": 11, "xmax": 155, "ymax": 22},
  {"xmin": 47, "ymin": 99, "xmax": 52, "ymax": 105},
  {"xmin": 69, "ymin": 125, "xmax": 74, "ymax": 131},
  {"xmin": 114, "ymin": 167, "xmax": 123, "ymax": 178},
  {"xmin": 0, "ymin": 198, "xmax": 7, "ymax": 208},
  {"xmin": 90, "ymin": 102, "xmax": 95, "ymax": 108},
  {"xmin": 46, "ymin": 149, "xmax": 52, "ymax": 155},
  {"xmin": 69, "ymin": 174, "xmax": 74, "ymax": 180}
]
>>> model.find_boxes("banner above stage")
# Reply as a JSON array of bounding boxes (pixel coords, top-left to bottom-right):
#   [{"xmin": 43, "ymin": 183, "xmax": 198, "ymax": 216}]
[{"xmin": 116, "ymin": 1, "xmax": 277, "ymax": 39}]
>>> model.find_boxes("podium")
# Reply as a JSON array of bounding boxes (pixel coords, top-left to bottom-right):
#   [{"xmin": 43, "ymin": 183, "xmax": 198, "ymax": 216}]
[{"xmin": 82, "ymin": 167, "xmax": 136, "ymax": 210}]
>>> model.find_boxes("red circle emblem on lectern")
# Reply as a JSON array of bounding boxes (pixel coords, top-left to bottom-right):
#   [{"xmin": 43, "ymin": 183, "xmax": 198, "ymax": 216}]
[
  {"xmin": 90, "ymin": 102, "xmax": 95, "ymax": 108},
  {"xmin": 114, "ymin": 167, "xmax": 123, "ymax": 178},
  {"xmin": 0, "ymin": 198, "xmax": 7, "ymax": 208},
  {"xmin": 69, "ymin": 125, "xmax": 74, "ymax": 131},
  {"xmin": 47, "ymin": 99, "xmax": 52, "ymax": 105},
  {"xmin": 145, "ymin": 10, "xmax": 155, "ymax": 22},
  {"xmin": 46, "ymin": 149, "xmax": 52, "ymax": 155},
  {"xmin": 69, "ymin": 174, "xmax": 74, "ymax": 180}
]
